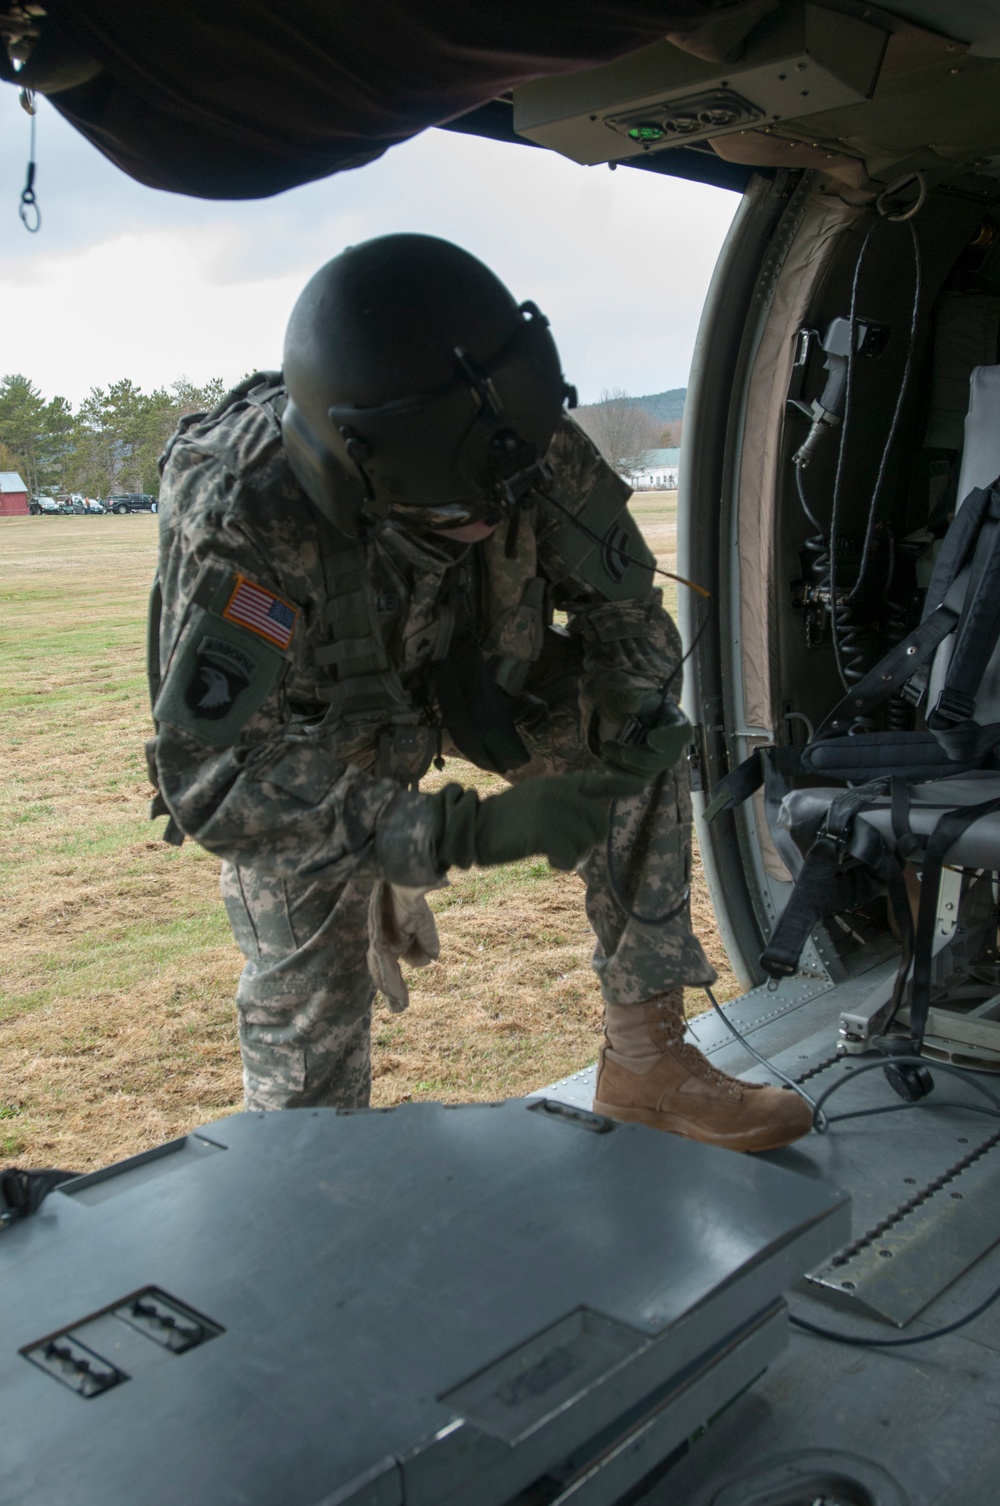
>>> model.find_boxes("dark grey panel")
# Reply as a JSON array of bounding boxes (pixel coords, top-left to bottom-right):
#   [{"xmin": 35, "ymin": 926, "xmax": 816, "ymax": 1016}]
[{"xmin": 0, "ymin": 1101, "xmax": 847, "ymax": 1506}]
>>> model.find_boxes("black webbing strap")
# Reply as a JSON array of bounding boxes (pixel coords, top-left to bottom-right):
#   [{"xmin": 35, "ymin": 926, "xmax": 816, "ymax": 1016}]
[
  {"xmin": 921, "ymin": 482, "xmax": 996, "ymax": 621},
  {"xmin": 826, "ymin": 778, "xmax": 890, "ymax": 844},
  {"xmin": 931, "ymin": 500, "xmax": 1000, "ymax": 726},
  {"xmin": 759, "ymin": 779, "xmax": 889, "ymax": 978},
  {"xmin": 814, "ymin": 601, "xmax": 960, "ymax": 738},
  {"xmin": 870, "ymin": 778, "xmax": 917, "ymax": 1036},
  {"xmin": 890, "ymin": 775, "xmax": 917, "ymax": 859},
  {"xmin": 760, "ymin": 835, "xmax": 840, "ymax": 978},
  {"xmin": 880, "ymin": 863, "xmax": 917, "ymax": 1039},
  {"xmin": 906, "ymin": 793, "xmax": 1000, "ymax": 1050},
  {"xmin": 704, "ymin": 749, "xmax": 765, "ymax": 822},
  {"xmin": 0, "ymin": 1167, "xmax": 79, "ymax": 1229},
  {"xmin": 929, "ymin": 719, "xmax": 1000, "ymax": 764},
  {"xmin": 704, "ymin": 746, "xmax": 804, "ymax": 823}
]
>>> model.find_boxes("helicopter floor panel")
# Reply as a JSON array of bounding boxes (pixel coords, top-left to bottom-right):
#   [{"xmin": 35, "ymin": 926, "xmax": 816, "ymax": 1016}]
[
  {"xmin": 538, "ymin": 965, "xmax": 1000, "ymax": 1505},
  {"xmin": 543, "ymin": 961, "xmax": 1000, "ymax": 1327}
]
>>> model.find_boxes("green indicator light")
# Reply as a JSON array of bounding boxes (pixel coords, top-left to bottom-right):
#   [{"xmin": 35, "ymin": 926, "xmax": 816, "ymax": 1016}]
[{"xmin": 627, "ymin": 124, "xmax": 665, "ymax": 142}]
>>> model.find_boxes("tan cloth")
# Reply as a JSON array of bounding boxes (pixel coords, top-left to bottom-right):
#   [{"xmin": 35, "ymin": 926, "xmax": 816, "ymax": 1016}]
[{"xmin": 366, "ymin": 880, "xmax": 442, "ymax": 1013}]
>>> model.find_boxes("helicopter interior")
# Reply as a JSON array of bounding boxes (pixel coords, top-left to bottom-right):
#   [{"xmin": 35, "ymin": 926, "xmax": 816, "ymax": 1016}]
[{"xmin": 685, "ymin": 174, "xmax": 1000, "ymax": 1064}]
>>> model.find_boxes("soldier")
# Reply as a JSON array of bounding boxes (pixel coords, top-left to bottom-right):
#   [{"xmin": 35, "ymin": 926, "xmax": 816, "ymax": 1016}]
[{"xmin": 150, "ymin": 234, "xmax": 811, "ymax": 1153}]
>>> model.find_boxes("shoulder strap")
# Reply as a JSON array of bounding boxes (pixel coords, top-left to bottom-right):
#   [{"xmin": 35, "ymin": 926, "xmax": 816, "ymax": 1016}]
[
  {"xmin": 813, "ymin": 481, "xmax": 1000, "ymax": 737},
  {"xmin": 921, "ymin": 481, "xmax": 996, "ymax": 620},
  {"xmin": 930, "ymin": 491, "xmax": 1000, "ymax": 725},
  {"xmin": 814, "ymin": 601, "xmax": 960, "ymax": 738}
]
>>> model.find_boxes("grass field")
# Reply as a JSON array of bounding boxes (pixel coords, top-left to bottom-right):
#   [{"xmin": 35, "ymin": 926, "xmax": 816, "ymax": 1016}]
[{"xmin": 0, "ymin": 506, "xmax": 736, "ymax": 1170}]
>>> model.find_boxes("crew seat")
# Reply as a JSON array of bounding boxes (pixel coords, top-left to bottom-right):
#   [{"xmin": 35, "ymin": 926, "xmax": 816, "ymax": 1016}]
[
  {"xmin": 780, "ymin": 363, "xmax": 1000, "ymax": 1059},
  {"xmin": 781, "ymin": 361, "xmax": 1000, "ymax": 869},
  {"xmin": 709, "ymin": 364, "xmax": 1000, "ymax": 1063}
]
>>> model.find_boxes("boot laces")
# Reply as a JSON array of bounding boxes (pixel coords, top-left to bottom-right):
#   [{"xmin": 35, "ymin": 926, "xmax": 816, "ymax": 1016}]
[{"xmin": 648, "ymin": 1005, "xmax": 744, "ymax": 1097}]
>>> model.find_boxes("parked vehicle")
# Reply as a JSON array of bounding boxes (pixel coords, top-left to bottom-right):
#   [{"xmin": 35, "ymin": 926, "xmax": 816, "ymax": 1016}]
[
  {"xmin": 84, "ymin": 497, "xmax": 105, "ymax": 514},
  {"xmin": 108, "ymin": 492, "xmax": 158, "ymax": 514},
  {"xmin": 28, "ymin": 496, "xmax": 60, "ymax": 515}
]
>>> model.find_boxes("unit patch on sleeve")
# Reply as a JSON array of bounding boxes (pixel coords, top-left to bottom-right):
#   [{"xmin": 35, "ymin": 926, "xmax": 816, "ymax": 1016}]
[
  {"xmin": 154, "ymin": 608, "xmax": 286, "ymax": 747},
  {"xmin": 185, "ymin": 637, "xmax": 257, "ymax": 720},
  {"xmin": 222, "ymin": 575, "xmax": 300, "ymax": 649}
]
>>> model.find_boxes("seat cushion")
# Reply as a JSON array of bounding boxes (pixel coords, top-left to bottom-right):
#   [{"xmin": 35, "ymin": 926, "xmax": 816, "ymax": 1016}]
[{"xmin": 780, "ymin": 771, "xmax": 1000, "ymax": 868}]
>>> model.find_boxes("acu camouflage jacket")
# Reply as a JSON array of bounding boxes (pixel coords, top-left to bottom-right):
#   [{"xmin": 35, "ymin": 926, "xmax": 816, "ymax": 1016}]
[{"xmin": 151, "ymin": 377, "xmax": 680, "ymax": 887}]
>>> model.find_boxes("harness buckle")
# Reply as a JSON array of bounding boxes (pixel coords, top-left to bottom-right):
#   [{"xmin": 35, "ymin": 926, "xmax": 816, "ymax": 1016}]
[
  {"xmin": 900, "ymin": 667, "xmax": 928, "ymax": 708},
  {"xmin": 815, "ymin": 821, "xmax": 850, "ymax": 858},
  {"xmin": 930, "ymin": 687, "xmax": 976, "ymax": 726}
]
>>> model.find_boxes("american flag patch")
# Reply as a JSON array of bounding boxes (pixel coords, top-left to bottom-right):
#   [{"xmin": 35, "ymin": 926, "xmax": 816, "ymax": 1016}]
[{"xmin": 222, "ymin": 575, "xmax": 299, "ymax": 649}]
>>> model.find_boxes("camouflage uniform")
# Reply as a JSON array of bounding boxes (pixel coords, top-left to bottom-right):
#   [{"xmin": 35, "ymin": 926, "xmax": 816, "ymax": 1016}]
[{"xmin": 152, "ymin": 377, "xmax": 715, "ymax": 1111}]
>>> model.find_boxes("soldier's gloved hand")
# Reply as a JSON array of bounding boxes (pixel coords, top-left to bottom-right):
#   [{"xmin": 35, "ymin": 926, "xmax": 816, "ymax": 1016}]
[
  {"xmin": 598, "ymin": 692, "xmax": 692, "ymax": 779},
  {"xmin": 429, "ymin": 772, "xmax": 646, "ymax": 873}
]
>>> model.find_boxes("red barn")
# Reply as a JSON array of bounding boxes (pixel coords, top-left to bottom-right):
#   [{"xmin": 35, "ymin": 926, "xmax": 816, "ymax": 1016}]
[{"xmin": 0, "ymin": 472, "xmax": 28, "ymax": 516}]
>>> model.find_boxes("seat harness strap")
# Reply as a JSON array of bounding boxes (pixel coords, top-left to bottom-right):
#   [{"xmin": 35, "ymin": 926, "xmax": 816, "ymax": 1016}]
[
  {"xmin": 904, "ymin": 794, "xmax": 1000, "ymax": 1049},
  {"xmin": 759, "ymin": 779, "xmax": 890, "ymax": 979},
  {"xmin": 814, "ymin": 601, "xmax": 960, "ymax": 738},
  {"xmin": 930, "ymin": 491, "xmax": 1000, "ymax": 727}
]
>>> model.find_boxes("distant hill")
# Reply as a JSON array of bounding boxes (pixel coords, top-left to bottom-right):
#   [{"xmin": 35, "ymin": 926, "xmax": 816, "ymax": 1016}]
[
  {"xmin": 630, "ymin": 388, "xmax": 686, "ymax": 422},
  {"xmin": 577, "ymin": 387, "xmax": 686, "ymax": 423}
]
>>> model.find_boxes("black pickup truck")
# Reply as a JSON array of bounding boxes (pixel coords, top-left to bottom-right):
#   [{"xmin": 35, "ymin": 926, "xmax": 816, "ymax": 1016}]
[{"xmin": 107, "ymin": 493, "xmax": 158, "ymax": 514}]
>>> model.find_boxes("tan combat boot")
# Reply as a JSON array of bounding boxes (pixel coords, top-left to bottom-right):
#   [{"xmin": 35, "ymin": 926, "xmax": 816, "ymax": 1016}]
[{"xmin": 593, "ymin": 990, "xmax": 813, "ymax": 1153}]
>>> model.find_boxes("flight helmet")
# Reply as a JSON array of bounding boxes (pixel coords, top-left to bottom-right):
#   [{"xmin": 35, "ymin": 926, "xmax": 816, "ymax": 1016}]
[{"xmin": 281, "ymin": 234, "xmax": 575, "ymax": 536}]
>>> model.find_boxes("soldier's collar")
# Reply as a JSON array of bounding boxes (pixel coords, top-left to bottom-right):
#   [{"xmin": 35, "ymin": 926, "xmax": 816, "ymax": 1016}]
[{"xmin": 377, "ymin": 519, "xmax": 471, "ymax": 570}]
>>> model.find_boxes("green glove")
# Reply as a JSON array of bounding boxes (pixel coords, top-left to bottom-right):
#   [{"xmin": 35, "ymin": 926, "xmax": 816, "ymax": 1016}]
[
  {"xmin": 430, "ymin": 771, "xmax": 645, "ymax": 873},
  {"xmin": 599, "ymin": 692, "xmax": 692, "ymax": 779}
]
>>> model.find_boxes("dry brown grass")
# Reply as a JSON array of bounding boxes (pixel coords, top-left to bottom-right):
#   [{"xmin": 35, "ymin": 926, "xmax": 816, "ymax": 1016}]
[{"xmin": 0, "ymin": 502, "xmax": 735, "ymax": 1171}]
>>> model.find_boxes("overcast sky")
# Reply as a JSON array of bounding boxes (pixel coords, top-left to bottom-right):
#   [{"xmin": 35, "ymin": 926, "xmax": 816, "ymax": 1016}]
[{"xmin": 0, "ymin": 85, "xmax": 739, "ymax": 409}]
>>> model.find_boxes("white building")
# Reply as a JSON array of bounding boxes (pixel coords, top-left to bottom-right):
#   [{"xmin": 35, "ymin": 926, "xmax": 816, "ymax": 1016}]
[{"xmin": 628, "ymin": 448, "xmax": 680, "ymax": 490}]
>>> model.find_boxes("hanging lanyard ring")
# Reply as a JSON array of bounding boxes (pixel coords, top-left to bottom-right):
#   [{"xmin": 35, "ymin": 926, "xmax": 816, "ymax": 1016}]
[{"xmin": 19, "ymin": 98, "xmax": 41, "ymax": 233}]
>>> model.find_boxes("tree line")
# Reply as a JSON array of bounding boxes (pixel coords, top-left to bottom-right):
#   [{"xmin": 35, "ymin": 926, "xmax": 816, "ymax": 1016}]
[
  {"xmin": 0, "ymin": 371, "xmax": 685, "ymax": 499},
  {"xmin": 574, "ymin": 388, "xmax": 683, "ymax": 477},
  {"xmin": 0, "ymin": 373, "xmax": 226, "ymax": 499}
]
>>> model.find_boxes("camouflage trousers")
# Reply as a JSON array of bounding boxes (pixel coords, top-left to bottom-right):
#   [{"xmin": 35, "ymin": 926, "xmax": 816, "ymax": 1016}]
[{"xmin": 221, "ymin": 640, "xmax": 715, "ymax": 1112}]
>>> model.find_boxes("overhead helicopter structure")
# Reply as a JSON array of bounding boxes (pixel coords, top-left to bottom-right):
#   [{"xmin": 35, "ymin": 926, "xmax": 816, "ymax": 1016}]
[{"xmin": 5, "ymin": 4, "xmax": 1000, "ymax": 1502}]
